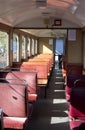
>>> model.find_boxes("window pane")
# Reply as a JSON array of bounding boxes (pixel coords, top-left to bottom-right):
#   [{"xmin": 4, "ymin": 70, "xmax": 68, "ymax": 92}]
[
  {"xmin": 32, "ymin": 38, "xmax": 34, "ymax": 55},
  {"xmin": 35, "ymin": 39, "xmax": 38, "ymax": 54},
  {"xmin": 21, "ymin": 36, "xmax": 26, "ymax": 59},
  {"xmin": 13, "ymin": 34, "xmax": 19, "ymax": 62},
  {"xmin": 27, "ymin": 37, "xmax": 31, "ymax": 57},
  {"xmin": 0, "ymin": 31, "xmax": 9, "ymax": 68},
  {"xmin": 55, "ymin": 38, "xmax": 64, "ymax": 55}
]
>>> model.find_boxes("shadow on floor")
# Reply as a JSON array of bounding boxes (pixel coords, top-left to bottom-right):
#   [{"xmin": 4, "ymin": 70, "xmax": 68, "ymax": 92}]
[{"xmin": 25, "ymin": 68, "xmax": 70, "ymax": 130}]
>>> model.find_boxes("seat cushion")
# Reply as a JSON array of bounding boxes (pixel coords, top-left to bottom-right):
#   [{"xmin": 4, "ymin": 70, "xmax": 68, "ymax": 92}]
[
  {"xmin": 70, "ymin": 120, "xmax": 85, "ymax": 130},
  {"xmin": 28, "ymin": 94, "xmax": 37, "ymax": 101},
  {"xmin": 4, "ymin": 117, "xmax": 28, "ymax": 129}
]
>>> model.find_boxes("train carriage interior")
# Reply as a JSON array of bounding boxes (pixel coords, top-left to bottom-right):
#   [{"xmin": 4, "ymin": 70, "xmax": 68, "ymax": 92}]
[{"xmin": 1, "ymin": 0, "xmax": 85, "ymax": 130}]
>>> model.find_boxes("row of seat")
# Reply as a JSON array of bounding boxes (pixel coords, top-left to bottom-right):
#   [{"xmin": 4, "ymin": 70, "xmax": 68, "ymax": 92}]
[
  {"xmin": 64, "ymin": 64, "xmax": 85, "ymax": 130},
  {"xmin": 13, "ymin": 53, "xmax": 54, "ymax": 85},
  {"xmin": 0, "ymin": 70, "xmax": 38, "ymax": 102},
  {"xmin": 62, "ymin": 56, "xmax": 82, "ymax": 79},
  {"xmin": 21, "ymin": 53, "xmax": 54, "ymax": 85},
  {"xmin": 69, "ymin": 79, "xmax": 85, "ymax": 130},
  {"xmin": 0, "ymin": 53, "xmax": 54, "ymax": 129},
  {"xmin": 13, "ymin": 53, "xmax": 54, "ymax": 98}
]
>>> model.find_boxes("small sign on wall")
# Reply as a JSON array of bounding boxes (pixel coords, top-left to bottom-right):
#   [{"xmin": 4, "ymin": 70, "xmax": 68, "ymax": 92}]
[
  {"xmin": 52, "ymin": 19, "xmax": 62, "ymax": 26},
  {"xmin": 68, "ymin": 29, "xmax": 76, "ymax": 41},
  {"xmin": 49, "ymin": 39, "xmax": 53, "ymax": 45}
]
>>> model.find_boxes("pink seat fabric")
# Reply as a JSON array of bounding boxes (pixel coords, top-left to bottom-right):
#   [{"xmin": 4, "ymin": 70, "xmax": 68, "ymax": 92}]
[
  {"xmin": 69, "ymin": 87, "xmax": 85, "ymax": 118},
  {"xmin": 0, "ymin": 82, "xmax": 29, "ymax": 129},
  {"xmin": 4, "ymin": 117, "xmax": 27, "ymax": 129},
  {"xmin": 70, "ymin": 120, "xmax": 85, "ymax": 130},
  {"xmin": 65, "ymin": 74, "xmax": 82, "ymax": 101},
  {"xmin": 0, "ymin": 71, "xmax": 38, "ymax": 102},
  {"xmin": 0, "ymin": 83, "xmax": 27, "ymax": 117},
  {"xmin": 69, "ymin": 86, "xmax": 85, "ymax": 130},
  {"xmin": 66, "ymin": 65, "xmax": 82, "ymax": 75},
  {"xmin": 21, "ymin": 62, "xmax": 48, "ymax": 79}
]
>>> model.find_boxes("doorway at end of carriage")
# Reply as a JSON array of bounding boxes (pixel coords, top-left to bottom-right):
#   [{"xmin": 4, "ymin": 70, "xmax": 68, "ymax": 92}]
[{"xmin": 54, "ymin": 38, "xmax": 65, "ymax": 70}]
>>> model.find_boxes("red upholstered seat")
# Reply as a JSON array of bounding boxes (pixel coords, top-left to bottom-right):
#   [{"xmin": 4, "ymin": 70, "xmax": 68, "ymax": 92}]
[
  {"xmin": 28, "ymin": 94, "xmax": 37, "ymax": 101},
  {"xmin": 70, "ymin": 120, "xmax": 85, "ymax": 130},
  {"xmin": 20, "ymin": 62, "xmax": 49, "ymax": 85},
  {"xmin": 69, "ymin": 86, "xmax": 85, "ymax": 130},
  {"xmin": 4, "ymin": 117, "xmax": 27, "ymax": 129},
  {"xmin": 74, "ymin": 79, "xmax": 85, "ymax": 88},
  {"xmin": 65, "ymin": 74, "xmax": 82, "ymax": 101},
  {"xmin": 66, "ymin": 65, "xmax": 82, "ymax": 75},
  {"xmin": 21, "ymin": 62, "xmax": 48, "ymax": 79},
  {"xmin": 0, "ymin": 71, "xmax": 38, "ymax": 102},
  {"xmin": 0, "ymin": 83, "xmax": 27, "ymax": 117},
  {"xmin": 0, "ymin": 81, "xmax": 29, "ymax": 129},
  {"xmin": 69, "ymin": 88, "xmax": 85, "ymax": 118}
]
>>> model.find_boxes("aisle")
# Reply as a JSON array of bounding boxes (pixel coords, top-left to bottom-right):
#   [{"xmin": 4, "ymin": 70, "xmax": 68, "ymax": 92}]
[{"xmin": 26, "ymin": 68, "xmax": 70, "ymax": 130}]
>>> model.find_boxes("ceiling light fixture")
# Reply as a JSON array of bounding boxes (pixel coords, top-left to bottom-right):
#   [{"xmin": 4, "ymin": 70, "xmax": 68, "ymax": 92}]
[
  {"xmin": 70, "ymin": 4, "xmax": 78, "ymax": 14},
  {"xmin": 70, "ymin": 0, "xmax": 80, "ymax": 14}
]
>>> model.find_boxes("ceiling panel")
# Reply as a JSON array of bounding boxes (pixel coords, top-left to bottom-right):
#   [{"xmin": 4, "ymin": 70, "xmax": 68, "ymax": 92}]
[{"xmin": 0, "ymin": 0, "xmax": 85, "ymax": 37}]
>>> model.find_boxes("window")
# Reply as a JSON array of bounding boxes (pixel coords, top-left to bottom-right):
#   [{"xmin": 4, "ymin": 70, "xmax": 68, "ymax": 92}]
[
  {"xmin": 0, "ymin": 31, "xmax": 9, "ymax": 68},
  {"xmin": 21, "ymin": 36, "xmax": 26, "ymax": 59},
  {"xmin": 31, "ymin": 38, "xmax": 34, "ymax": 55},
  {"xmin": 13, "ymin": 34, "xmax": 19, "ymax": 62},
  {"xmin": 27, "ymin": 37, "xmax": 31, "ymax": 57},
  {"xmin": 35, "ymin": 39, "xmax": 38, "ymax": 54},
  {"xmin": 55, "ymin": 38, "xmax": 64, "ymax": 55}
]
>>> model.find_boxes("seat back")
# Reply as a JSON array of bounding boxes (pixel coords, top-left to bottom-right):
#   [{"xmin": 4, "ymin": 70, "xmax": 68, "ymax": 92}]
[
  {"xmin": 21, "ymin": 62, "xmax": 48, "ymax": 79},
  {"xmin": 10, "ymin": 71, "xmax": 37, "ymax": 94},
  {"xmin": 0, "ymin": 71, "xmax": 37, "ymax": 95},
  {"xmin": 66, "ymin": 74, "xmax": 82, "ymax": 88},
  {"xmin": 65, "ymin": 74, "xmax": 82, "ymax": 101},
  {"xmin": 11, "ymin": 67, "xmax": 37, "ymax": 73},
  {"xmin": 69, "ymin": 86, "xmax": 85, "ymax": 118},
  {"xmin": 66, "ymin": 65, "xmax": 82, "ymax": 75},
  {"xmin": 74, "ymin": 78, "xmax": 85, "ymax": 88},
  {"xmin": 0, "ymin": 81, "xmax": 28, "ymax": 117}
]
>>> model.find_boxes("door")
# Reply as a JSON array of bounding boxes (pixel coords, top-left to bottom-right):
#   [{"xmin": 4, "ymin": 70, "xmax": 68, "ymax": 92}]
[{"xmin": 55, "ymin": 38, "xmax": 64, "ymax": 69}]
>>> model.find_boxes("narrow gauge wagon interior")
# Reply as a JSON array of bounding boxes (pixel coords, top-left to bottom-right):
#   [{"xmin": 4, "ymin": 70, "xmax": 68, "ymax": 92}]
[{"xmin": 0, "ymin": 0, "xmax": 85, "ymax": 130}]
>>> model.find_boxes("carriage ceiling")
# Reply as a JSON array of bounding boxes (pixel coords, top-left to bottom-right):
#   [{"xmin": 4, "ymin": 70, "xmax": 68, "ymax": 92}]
[{"xmin": 0, "ymin": 0, "xmax": 85, "ymax": 37}]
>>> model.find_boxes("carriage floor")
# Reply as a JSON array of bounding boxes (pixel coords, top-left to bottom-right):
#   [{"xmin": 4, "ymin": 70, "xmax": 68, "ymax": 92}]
[{"xmin": 26, "ymin": 68, "xmax": 70, "ymax": 130}]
